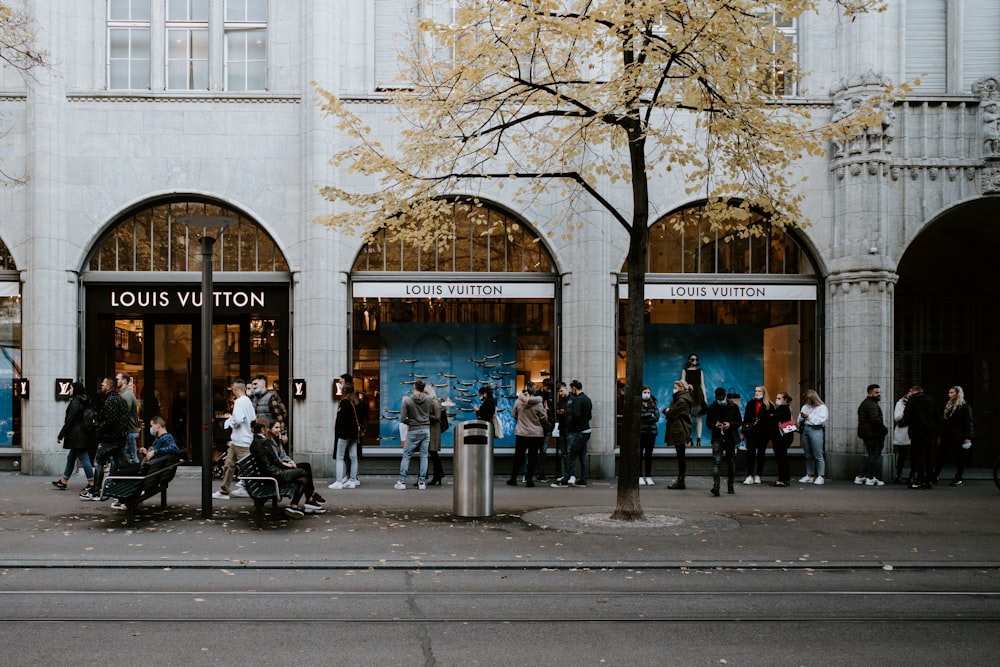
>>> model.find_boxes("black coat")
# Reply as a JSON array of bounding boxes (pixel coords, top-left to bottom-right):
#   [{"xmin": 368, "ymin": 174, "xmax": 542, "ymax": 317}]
[
  {"xmin": 58, "ymin": 394, "xmax": 91, "ymax": 450},
  {"xmin": 706, "ymin": 399, "xmax": 742, "ymax": 446},
  {"xmin": 742, "ymin": 398, "xmax": 775, "ymax": 442},
  {"xmin": 857, "ymin": 396, "xmax": 888, "ymax": 439},
  {"xmin": 941, "ymin": 403, "xmax": 974, "ymax": 445},
  {"xmin": 902, "ymin": 391, "xmax": 940, "ymax": 441}
]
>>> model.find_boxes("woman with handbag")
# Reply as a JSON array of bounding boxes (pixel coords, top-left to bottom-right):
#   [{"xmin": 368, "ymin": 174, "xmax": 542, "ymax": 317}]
[{"xmin": 772, "ymin": 392, "xmax": 795, "ymax": 487}]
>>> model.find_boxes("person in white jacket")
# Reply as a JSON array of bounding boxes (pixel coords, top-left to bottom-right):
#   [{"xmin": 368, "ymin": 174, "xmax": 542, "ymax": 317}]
[
  {"xmin": 797, "ymin": 389, "xmax": 829, "ymax": 485},
  {"xmin": 892, "ymin": 388, "xmax": 915, "ymax": 484}
]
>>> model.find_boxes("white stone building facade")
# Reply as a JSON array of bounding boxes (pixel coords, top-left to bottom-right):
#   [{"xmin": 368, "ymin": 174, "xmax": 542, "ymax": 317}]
[{"xmin": 1, "ymin": 1, "xmax": 996, "ymax": 481}]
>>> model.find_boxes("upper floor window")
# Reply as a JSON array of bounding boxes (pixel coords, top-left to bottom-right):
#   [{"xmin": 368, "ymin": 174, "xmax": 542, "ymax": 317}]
[
  {"xmin": 108, "ymin": 0, "xmax": 151, "ymax": 89},
  {"xmin": 166, "ymin": 0, "xmax": 209, "ymax": 90},
  {"xmin": 758, "ymin": 7, "xmax": 798, "ymax": 97},
  {"xmin": 905, "ymin": 0, "xmax": 1000, "ymax": 94},
  {"xmin": 106, "ymin": 0, "xmax": 268, "ymax": 92},
  {"xmin": 224, "ymin": 0, "xmax": 268, "ymax": 91}
]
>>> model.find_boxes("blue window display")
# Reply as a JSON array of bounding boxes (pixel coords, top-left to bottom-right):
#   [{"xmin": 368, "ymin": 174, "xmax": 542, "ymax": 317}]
[{"xmin": 379, "ymin": 323, "xmax": 518, "ymax": 447}]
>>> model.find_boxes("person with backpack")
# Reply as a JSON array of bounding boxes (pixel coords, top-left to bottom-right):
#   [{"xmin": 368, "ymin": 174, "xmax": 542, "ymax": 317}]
[{"xmin": 53, "ymin": 381, "xmax": 95, "ymax": 494}]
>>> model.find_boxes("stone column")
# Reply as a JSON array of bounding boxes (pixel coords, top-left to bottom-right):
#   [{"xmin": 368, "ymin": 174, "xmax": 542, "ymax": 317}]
[{"xmin": 20, "ymin": 1, "xmax": 76, "ymax": 476}]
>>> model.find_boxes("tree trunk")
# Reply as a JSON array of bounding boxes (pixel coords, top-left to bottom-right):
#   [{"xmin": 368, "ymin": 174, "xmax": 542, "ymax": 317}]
[{"xmin": 611, "ymin": 125, "xmax": 649, "ymax": 522}]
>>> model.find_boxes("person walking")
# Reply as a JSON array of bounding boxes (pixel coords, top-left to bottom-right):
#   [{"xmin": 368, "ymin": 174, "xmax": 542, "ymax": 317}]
[
  {"xmin": 933, "ymin": 386, "xmax": 974, "ymax": 486},
  {"xmin": 213, "ymin": 379, "xmax": 256, "ymax": 500},
  {"xmin": 81, "ymin": 376, "xmax": 130, "ymax": 501},
  {"xmin": 508, "ymin": 382, "xmax": 546, "ymax": 487},
  {"xmin": 116, "ymin": 372, "xmax": 141, "ymax": 464},
  {"xmin": 892, "ymin": 388, "xmax": 915, "ymax": 484},
  {"xmin": 663, "ymin": 380, "xmax": 695, "ymax": 489},
  {"xmin": 902, "ymin": 385, "xmax": 939, "ymax": 489},
  {"xmin": 706, "ymin": 387, "xmax": 742, "ymax": 496},
  {"xmin": 396, "ymin": 379, "xmax": 431, "ymax": 490},
  {"xmin": 638, "ymin": 385, "xmax": 659, "ymax": 486},
  {"xmin": 797, "ymin": 389, "xmax": 829, "ymax": 485},
  {"xmin": 742, "ymin": 385, "xmax": 775, "ymax": 485},
  {"xmin": 855, "ymin": 384, "xmax": 889, "ymax": 486},
  {"xmin": 53, "ymin": 381, "xmax": 95, "ymax": 494},
  {"xmin": 771, "ymin": 392, "xmax": 795, "ymax": 487}
]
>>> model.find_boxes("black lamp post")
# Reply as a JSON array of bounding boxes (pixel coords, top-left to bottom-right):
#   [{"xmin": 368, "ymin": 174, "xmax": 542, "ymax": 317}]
[{"xmin": 178, "ymin": 215, "xmax": 235, "ymax": 519}]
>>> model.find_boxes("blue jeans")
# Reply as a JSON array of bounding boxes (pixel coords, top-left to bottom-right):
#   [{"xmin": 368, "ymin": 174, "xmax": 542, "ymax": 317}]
[
  {"xmin": 335, "ymin": 437, "xmax": 359, "ymax": 482},
  {"xmin": 62, "ymin": 448, "xmax": 94, "ymax": 482},
  {"xmin": 563, "ymin": 431, "xmax": 591, "ymax": 483},
  {"xmin": 801, "ymin": 425, "xmax": 825, "ymax": 476},
  {"xmin": 125, "ymin": 432, "xmax": 139, "ymax": 464},
  {"xmin": 399, "ymin": 428, "xmax": 429, "ymax": 484}
]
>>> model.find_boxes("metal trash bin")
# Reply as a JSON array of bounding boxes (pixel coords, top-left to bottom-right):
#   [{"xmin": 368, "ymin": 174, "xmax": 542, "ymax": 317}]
[{"xmin": 453, "ymin": 419, "xmax": 493, "ymax": 517}]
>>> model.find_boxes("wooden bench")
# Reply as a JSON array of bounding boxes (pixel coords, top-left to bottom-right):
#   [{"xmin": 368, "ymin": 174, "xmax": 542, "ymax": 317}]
[
  {"xmin": 235, "ymin": 454, "xmax": 300, "ymax": 528},
  {"xmin": 101, "ymin": 454, "xmax": 182, "ymax": 526}
]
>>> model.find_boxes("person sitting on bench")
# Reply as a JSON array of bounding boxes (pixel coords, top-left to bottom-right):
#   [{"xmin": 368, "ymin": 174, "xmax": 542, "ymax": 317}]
[
  {"xmin": 139, "ymin": 415, "xmax": 180, "ymax": 462},
  {"xmin": 249, "ymin": 418, "xmax": 324, "ymax": 519}
]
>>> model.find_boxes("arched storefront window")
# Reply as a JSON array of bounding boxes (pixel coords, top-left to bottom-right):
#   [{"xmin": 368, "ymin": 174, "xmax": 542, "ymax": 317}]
[
  {"xmin": 350, "ymin": 201, "xmax": 558, "ymax": 449},
  {"xmin": 618, "ymin": 205, "xmax": 821, "ymax": 449},
  {"xmin": 82, "ymin": 197, "xmax": 290, "ymax": 463},
  {"xmin": 0, "ymin": 238, "xmax": 20, "ymax": 449}
]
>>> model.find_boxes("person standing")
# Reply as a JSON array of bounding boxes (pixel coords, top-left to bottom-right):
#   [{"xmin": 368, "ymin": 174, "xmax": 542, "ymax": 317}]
[
  {"xmin": 116, "ymin": 372, "xmax": 141, "ymax": 464},
  {"xmin": 706, "ymin": 387, "xmax": 742, "ymax": 496},
  {"xmin": 552, "ymin": 380, "xmax": 592, "ymax": 487},
  {"xmin": 508, "ymin": 383, "xmax": 546, "ymax": 487},
  {"xmin": 331, "ymin": 383, "xmax": 362, "ymax": 489},
  {"xmin": 902, "ymin": 385, "xmax": 939, "ymax": 489},
  {"xmin": 638, "ymin": 385, "xmax": 659, "ymax": 486},
  {"xmin": 855, "ymin": 384, "xmax": 889, "ymax": 486},
  {"xmin": 933, "ymin": 386, "xmax": 974, "ymax": 486},
  {"xmin": 681, "ymin": 354, "xmax": 708, "ymax": 446},
  {"xmin": 81, "ymin": 376, "xmax": 130, "ymax": 501},
  {"xmin": 536, "ymin": 378, "xmax": 556, "ymax": 482},
  {"xmin": 663, "ymin": 380, "xmax": 695, "ymax": 489},
  {"xmin": 425, "ymin": 385, "xmax": 445, "ymax": 486},
  {"xmin": 396, "ymin": 379, "xmax": 431, "ymax": 490},
  {"xmin": 213, "ymin": 379, "xmax": 256, "ymax": 500},
  {"xmin": 797, "ymin": 389, "xmax": 829, "ymax": 485},
  {"xmin": 771, "ymin": 392, "xmax": 795, "ymax": 487},
  {"xmin": 742, "ymin": 385, "xmax": 775, "ymax": 485},
  {"xmin": 892, "ymin": 388, "xmax": 915, "ymax": 484},
  {"xmin": 53, "ymin": 381, "xmax": 95, "ymax": 493}
]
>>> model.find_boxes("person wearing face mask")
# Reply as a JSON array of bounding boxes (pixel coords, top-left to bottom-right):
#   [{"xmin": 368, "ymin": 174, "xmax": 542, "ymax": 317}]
[
  {"xmin": 638, "ymin": 385, "xmax": 659, "ymax": 486},
  {"xmin": 139, "ymin": 415, "xmax": 180, "ymax": 462},
  {"xmin": 772, "ymin": 393, "xmax": 795, "ymax": 487},
  {"xmin": 797, "ymin": 389, "xmax": 829, "ymax": 485},
  {"xmin": 663, "ymin": 380, "xmax": 695, "ymax": 489},
  {"xmin": 741, "ymin": 385, "xmax": 775, "ymax": 485},
  {"xmin": 706, "ymin": 387, "xmax": 742, "ymax": 496}
]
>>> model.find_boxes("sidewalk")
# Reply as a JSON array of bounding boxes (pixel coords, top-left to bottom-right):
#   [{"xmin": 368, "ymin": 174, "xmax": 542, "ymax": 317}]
[{"xmin": 2, "ymin": 470, "xmax": 999, "ymax": 569}]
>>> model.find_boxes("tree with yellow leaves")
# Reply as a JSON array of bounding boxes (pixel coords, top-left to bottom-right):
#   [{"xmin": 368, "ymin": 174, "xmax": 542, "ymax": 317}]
[
  {"xmin": 316, "ymin": 0, "xmax": 904, "ymax": 520},
  {"xmin": 0, "ymin": 2, "xmax": 45, "ymax": 75}
]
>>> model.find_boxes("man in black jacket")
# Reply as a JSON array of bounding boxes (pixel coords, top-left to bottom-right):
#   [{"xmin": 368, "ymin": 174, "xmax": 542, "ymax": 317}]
[
  {"xmin": 82, "ymin": 376, "xmax": 130, "ymax": 501},
  {"xmin": 855, "ymin": 384, "xmax": 889, "ymax": 486},
  {"xmin": 706, "ymin": 387, "xmax": 742, "ymax": 496},
  {"xmin": 902, "ymin": 385, "xmax": 940, "ymax": 489}
]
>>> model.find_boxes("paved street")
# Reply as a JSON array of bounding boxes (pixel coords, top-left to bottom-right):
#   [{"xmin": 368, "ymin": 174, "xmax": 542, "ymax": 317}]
[{"xmin": 2, "ymin": 470, "xmax": 999, "ymax": 665}]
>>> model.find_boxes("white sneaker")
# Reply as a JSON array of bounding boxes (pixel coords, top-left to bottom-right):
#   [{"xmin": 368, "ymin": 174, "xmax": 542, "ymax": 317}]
[
  {"xmin": 230, "ymin": 487, "xmax": 249, "ymax": 497},
  {"xmin": 645, "ymin": 477, "xmax": 655, "ymax": 486},
  {"xmin": 638, "ymin": 477, "xmax": 646, "ymax": 486},
  {"xmin": 568, "ymin": 475, "xmax": 576, "ymax": 486},
  {"xmin": 854, "ymin": 476, "xmax": 866, "ymax": 485},
  {"xmin": 743, "ymin": 475, "xmax": 754, "ymax": 485},
  {"xmin": 328, "ymin": 481, "xmax": 344, "ymax": 490},
  {"xmin": 799, "ymin": 475, "xmax": 814, "ymax": 484},
  {"xmin": 353, "ymin": 479, "xmax": 361, "ymax": 486},
  {"xmin": 753, "ymin": 475, "xmax": 761, "ymax": 484},
  {"xmin": 393, "ymin": 481, "xmax": 406, "ymax": 490},
  {"xmin": 110, "ymin": 500, "xmax": 126, "ymax": 510},
  {"xmin": 212, "ymin": 490, "xmax": 229, "ymax": 499},
  {"xmin": 344, "ymin": 480, "xmax": 357, "ymax": 489},
  {"xmin": 866, "ymin": 477, "xmax": 885, "ymax": 486},
  {"xmin": 418, "ymin": 482, "xmax": 427, "ymax": 490},
  {"xmin": 234, "ymin": 481, "xmax": 245, "ymax": 490},
  {"xmin": 813, "ymin": 475, "xmax": 825, "ymax": 485}
]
